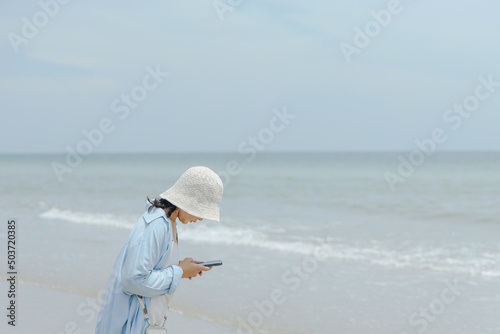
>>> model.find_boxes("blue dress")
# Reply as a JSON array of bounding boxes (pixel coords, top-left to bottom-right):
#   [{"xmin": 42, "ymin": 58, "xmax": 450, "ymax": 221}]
[{"xmin": 95, "ymin": 206, "xmax": 183, "ymax": 333}]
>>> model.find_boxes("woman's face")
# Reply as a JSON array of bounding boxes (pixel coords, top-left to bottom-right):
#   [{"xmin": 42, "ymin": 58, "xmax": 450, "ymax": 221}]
[{"xmin": 177, "ymin": 209, "xmax": 203, "ymax": 224}]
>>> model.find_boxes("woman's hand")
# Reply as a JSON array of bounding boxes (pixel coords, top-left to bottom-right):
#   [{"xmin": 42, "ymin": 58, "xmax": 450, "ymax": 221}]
[{"xmin": 178, "ymin": 258, "xmax": 211, "ymax": 279}]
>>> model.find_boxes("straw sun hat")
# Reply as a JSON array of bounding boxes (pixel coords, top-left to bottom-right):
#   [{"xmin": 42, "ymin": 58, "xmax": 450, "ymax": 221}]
[{"xmin": 159, "ymin": 166, "xmax": 224, "ymax": 222}]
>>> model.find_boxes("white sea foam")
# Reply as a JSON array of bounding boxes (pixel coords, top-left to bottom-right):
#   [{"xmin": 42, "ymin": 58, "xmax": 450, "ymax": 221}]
[
  {"xmin": 186, "ymin": 228, "xmax": 500, "ymax": 277},
  {"xmin": 39, "ymin": 207, "xmax": 135, "ymax": 229},
  {"xmin": 181, "ymin": 225, "xmax": 500, "ymax": 277},
  {"xmin": 39, "ymin": 207, "xmax": 500, "ymax": 278}
]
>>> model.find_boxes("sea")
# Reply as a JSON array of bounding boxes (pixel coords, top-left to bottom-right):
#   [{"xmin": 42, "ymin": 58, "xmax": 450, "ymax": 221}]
[{"xmin": 0, "ymin": 152, "xmax": 499, "ymax": 334}]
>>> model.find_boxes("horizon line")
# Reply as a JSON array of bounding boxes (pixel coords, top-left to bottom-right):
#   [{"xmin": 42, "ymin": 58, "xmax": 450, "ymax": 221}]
[{"xmin": 1, "ymin": 149, "xmax": 500, "ymax": 155}]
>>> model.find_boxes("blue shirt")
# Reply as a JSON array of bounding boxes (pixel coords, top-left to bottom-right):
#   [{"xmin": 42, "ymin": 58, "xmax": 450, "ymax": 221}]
[{"xmin": 95, "ymin": 206, "xmax": 183, "ymax": 334}]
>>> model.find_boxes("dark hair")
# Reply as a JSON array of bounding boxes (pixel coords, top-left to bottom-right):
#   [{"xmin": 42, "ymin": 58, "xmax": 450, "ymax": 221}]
[{"xmin": 147, "ymin": 197, "xmax": 177, "ymax": 217}]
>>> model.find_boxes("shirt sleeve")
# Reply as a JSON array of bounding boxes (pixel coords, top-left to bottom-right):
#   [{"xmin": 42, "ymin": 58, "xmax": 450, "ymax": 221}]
[{"xmin": 120, "ymin": 219, "xmax": 183, "ymax": 297}]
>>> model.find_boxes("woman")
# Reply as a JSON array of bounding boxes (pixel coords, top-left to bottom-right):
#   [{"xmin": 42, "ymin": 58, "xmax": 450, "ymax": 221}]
[{"xmin": 96, "ymin": 166, "xmax": 224, "ymax": 333}]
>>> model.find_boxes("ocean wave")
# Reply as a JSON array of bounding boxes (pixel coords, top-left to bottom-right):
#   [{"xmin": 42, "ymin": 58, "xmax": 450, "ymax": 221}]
[
  {"xmin": 39, "ymin": 207, "xmax": 500, "ymax": 278},
  {"xmin": 322, "ymin": 241, "xmax": 500, "ymax": 278},
  {"xmin": 39, "ymin": 207, "xmax": 135, "ymax": 229},
  {"xmin": 181, "ymin": 226, "xmax": 500, "ymax": 277}
]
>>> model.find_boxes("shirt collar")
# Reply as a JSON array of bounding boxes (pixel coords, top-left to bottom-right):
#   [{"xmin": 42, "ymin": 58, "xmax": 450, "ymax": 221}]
[{"xmin": 142, "ymin": 205, "xmax": 169, "ymax": 224}]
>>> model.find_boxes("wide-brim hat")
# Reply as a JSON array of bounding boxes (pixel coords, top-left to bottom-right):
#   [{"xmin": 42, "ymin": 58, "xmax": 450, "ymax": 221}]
[{"xmin": 160, "ymin": 166, "xmax": 223, "ymax": 221}]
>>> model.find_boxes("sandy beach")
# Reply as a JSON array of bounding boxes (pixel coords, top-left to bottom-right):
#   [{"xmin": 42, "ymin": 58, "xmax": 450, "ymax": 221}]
[{"xmin": 0, "ymin": 279, "xmax": 243, "ymax": 334}]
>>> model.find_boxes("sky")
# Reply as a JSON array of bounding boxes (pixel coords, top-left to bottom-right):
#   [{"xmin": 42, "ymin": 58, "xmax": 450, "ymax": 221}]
[{"xmin": 1, "ymin": 0, "xmax": 499, "ymax": 153}]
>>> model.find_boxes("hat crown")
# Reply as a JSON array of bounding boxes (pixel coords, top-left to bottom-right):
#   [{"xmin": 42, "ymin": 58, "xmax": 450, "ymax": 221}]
[{"xmin": 160, "ymin": 166, "xmax": 223, "ymax": 221}]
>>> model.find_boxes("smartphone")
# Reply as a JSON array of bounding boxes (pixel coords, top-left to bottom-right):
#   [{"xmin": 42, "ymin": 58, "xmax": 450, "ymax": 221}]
[{"xmin": 200, "ymin": 260, "xmax": 223, "ymax": 267}]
